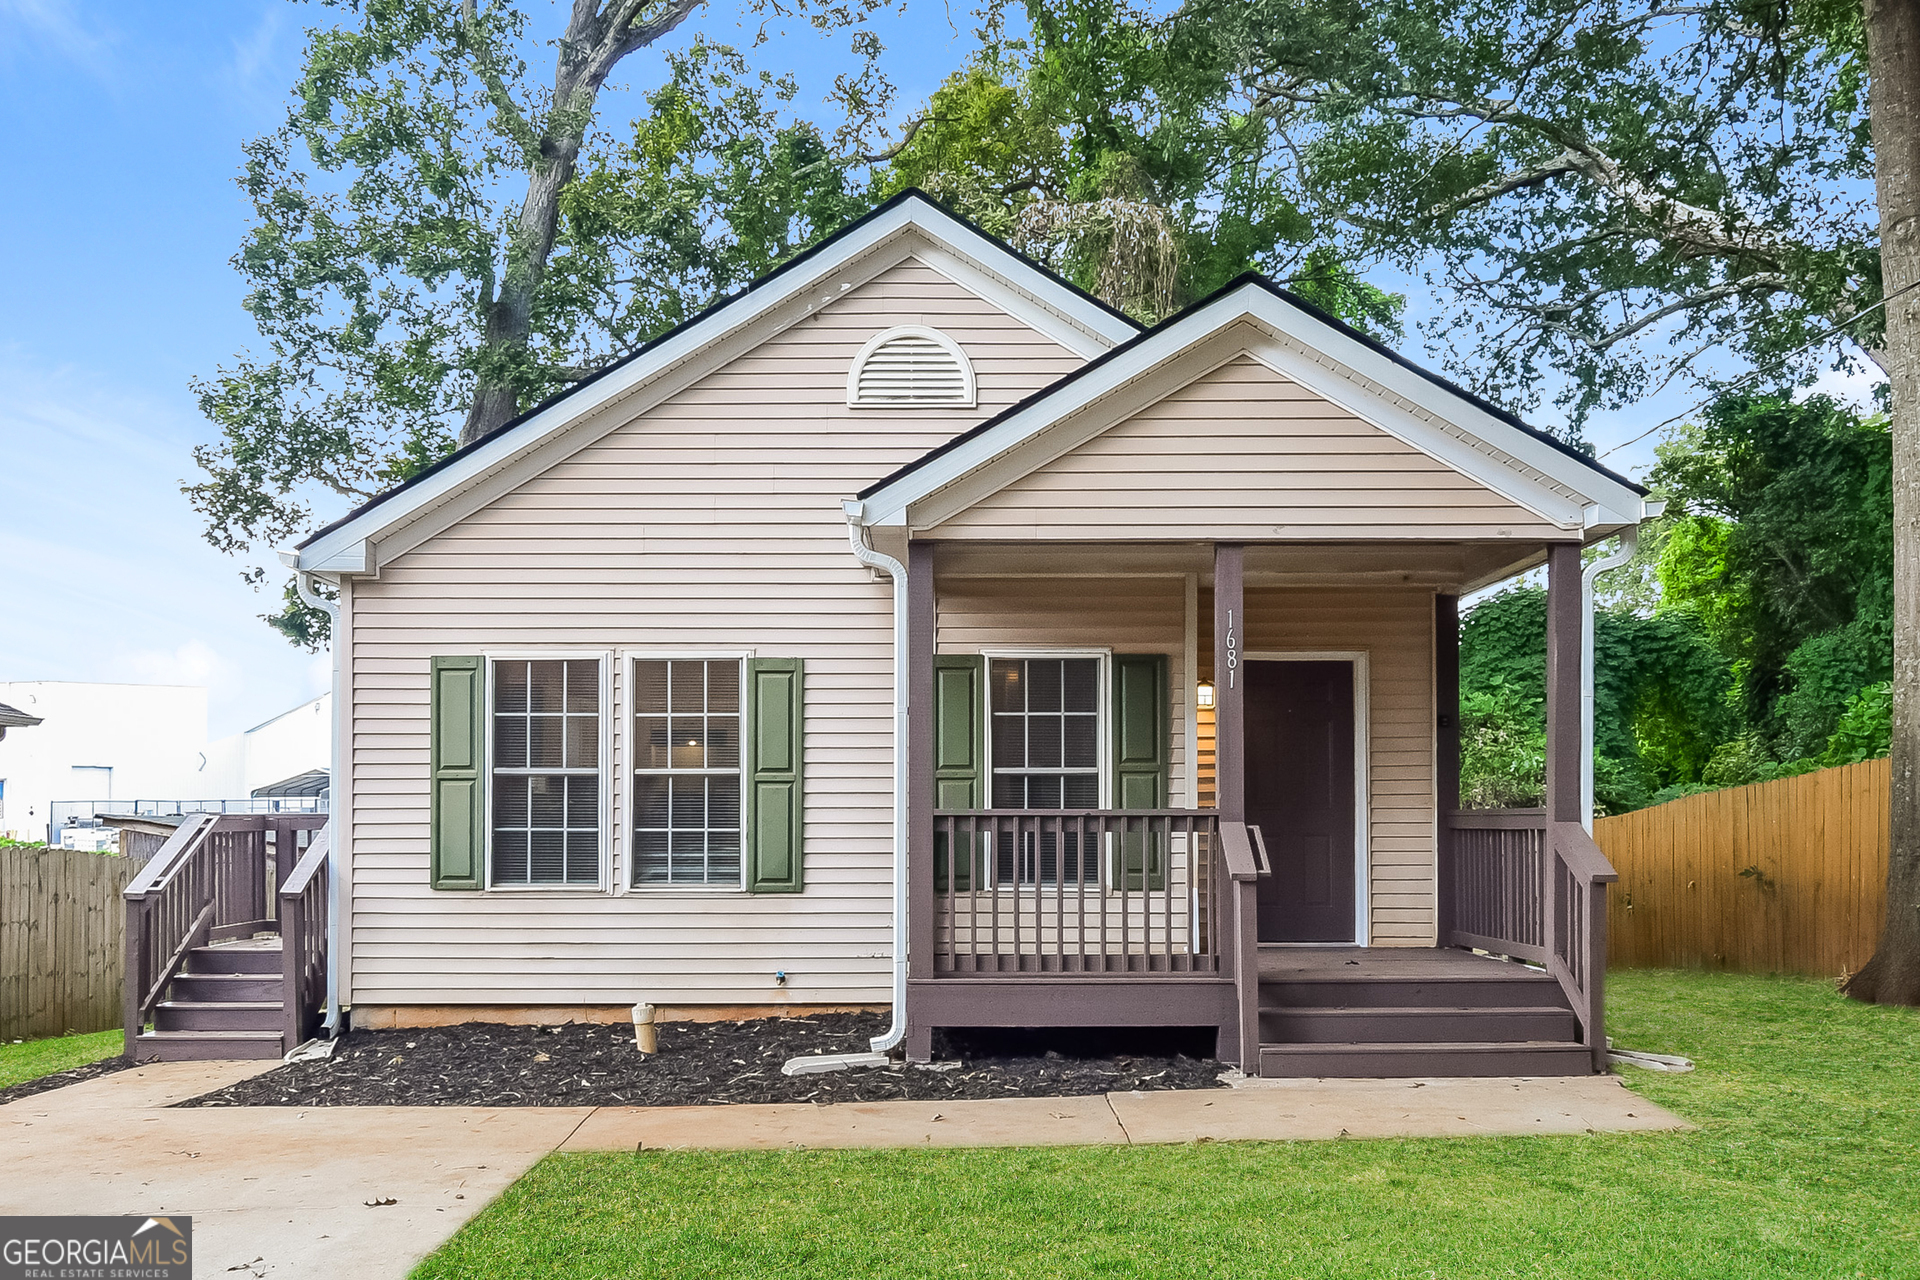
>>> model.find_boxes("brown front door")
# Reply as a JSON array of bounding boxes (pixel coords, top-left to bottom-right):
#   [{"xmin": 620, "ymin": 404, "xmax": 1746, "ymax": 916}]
[{"xmin": 1246, "ymin": 659, "xmax": 1357, "ymax": 942}]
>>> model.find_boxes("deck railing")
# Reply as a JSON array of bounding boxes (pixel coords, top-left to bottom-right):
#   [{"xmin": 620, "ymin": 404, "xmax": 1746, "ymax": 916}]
[
  {"xmin": 931, "ymin": 810, "xmax": 1223, "ymax": 973},
  {"xmin": 278, "ymin": 827, "xmax": 331, "ymax": 1051},
  {"xmin": 1443, "ymin": 808, "xmax": 1618, "ymax": 1069},
  {"xmin": 123, "ymin": 812, "xmax": 329, "ymax": 1057}
]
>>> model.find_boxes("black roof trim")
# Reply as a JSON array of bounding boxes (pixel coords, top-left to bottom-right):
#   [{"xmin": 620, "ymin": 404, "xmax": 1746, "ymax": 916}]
[
  {"xmin": 297, "ymin": 189, "xmax": 1142, "ymax": 550},
  {"xmin": 857, "ymin": 272, "xmax": 1647, "ymax": 502}
]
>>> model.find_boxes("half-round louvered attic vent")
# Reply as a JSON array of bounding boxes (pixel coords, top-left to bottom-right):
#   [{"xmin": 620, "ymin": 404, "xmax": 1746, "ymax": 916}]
[{"xmin": 846, "ymin": 326, "xmax": 976, "ymax": 409}]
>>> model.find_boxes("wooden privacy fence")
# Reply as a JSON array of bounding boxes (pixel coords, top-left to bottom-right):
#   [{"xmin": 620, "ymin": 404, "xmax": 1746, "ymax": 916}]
[
  {"xmin": 1, "ymin": 846, "xmax": 141, "ymax": 1040},
  {"xmin": 1595, "ymin": 757, "xmax": 1889, "ymax": 978}
]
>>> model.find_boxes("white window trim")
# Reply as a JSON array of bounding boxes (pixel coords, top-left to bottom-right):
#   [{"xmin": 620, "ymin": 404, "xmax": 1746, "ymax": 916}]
[
  {"xmin": 616, "ymin": 648, "xmax": 753, "ymax": 896},
  {"xmin": 979, "ymin": 648, "xmax": 1114, "ymax": 812},
  {"xmin": 1243, "ymin": 649, "xmax": 1372, "ymax": 946},
  {"xmin": 481, "ymin": 650, "xmax": 613, "ymax": 894},
  {"xmin": 846, "ymin": 324, "xmax": 978, "ymax": 409}
]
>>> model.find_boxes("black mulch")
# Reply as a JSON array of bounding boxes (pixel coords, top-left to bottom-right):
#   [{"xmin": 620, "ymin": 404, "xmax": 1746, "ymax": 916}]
[
  {"xmin": 178, "ymin": 1011, "xmax": 1225, "ymax": 1108},
  {"xmin": 0, "ymin": 1054, "xmax": 136, "ymax": 1108}
]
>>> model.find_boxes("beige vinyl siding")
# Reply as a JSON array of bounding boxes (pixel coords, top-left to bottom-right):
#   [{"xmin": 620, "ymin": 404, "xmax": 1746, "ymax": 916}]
[
  {"xmin": 346, "ymin": 255, "xmax": 1084, "ymax": 1007},
  {"xmin": 936, "ymin": 575, "xmax": 1193, "ymax": 801},
  {"xmin": 1241, "ymin": 585, "xmax": 1437, "ymax": 945},
  {"xmin": 935, "ymin": 354, "xmax": 1563, "ymax": 542}
]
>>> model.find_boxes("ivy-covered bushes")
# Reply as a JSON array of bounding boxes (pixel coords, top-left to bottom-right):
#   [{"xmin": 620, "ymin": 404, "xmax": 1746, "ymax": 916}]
[{"xmin": 1457, "ymin": 391, "xmax": 1893, "ymax": 816}]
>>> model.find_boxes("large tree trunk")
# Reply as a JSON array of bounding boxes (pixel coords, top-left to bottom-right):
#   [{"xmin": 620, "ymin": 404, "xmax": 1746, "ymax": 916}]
[
  {"xmin": 458, "ymin": 0, "xmax": 703, "ymax": 447},
  {"xmin": 1847, "ymin": 0, "xmax": 1920, "ymax": 1006}
]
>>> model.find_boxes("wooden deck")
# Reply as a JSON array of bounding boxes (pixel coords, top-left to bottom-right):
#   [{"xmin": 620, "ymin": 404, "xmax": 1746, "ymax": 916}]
[{"xmin": 1256, "ymin": 946, "xmax": 1548, "ymax": 982}]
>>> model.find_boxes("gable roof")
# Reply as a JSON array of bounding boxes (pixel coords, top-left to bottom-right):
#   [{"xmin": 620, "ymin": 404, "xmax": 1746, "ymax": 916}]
[
  {"xmin": 288, "ymin": 190, "xmax": 1141, "ymax": 576},
  {"xmin": 851, "ymin": 275, "xmax": 1652, "ymax": 535}
]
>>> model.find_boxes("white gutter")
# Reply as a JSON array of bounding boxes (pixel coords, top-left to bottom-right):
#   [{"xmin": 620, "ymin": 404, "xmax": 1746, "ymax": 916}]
[
  {"xmin": 1581, "ymin": 500, "xmax": 1665, "ymax": 830},
  {"xmin": 289, "ymin": 561, "xmax": 346, "ymax": 1038},
  {"xmin": 841, "ymin": 500, "xmax": 910, "ymax": 1054}
]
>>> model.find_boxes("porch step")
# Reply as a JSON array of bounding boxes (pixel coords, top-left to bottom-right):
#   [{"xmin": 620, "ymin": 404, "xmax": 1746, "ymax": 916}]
[
  {"xmin": 168, "ymin": 971, "xmax": 284, "ymax": 1002},
  {"xmin": 129, "ymin": 1030, "xmax": 285, "ymax": 1062},
  {"xmin": 183, "ymin": 943, "xmax": 282, "ymax": 974},
  {"xmin": 154, "ymin": 1001, "xmax": 284, "ymax": 1033},
  {"xmin": 1261, "ymin": 973, "xmax": 1569, "ymax": 1011},
  {"xmin": 1259, "ymin": 1004, "xmax": 1580, "ymax": 1045},
  {"xmin": 1257, "ymin": 1040, "xmax": 1596, "ymax": 1078}
]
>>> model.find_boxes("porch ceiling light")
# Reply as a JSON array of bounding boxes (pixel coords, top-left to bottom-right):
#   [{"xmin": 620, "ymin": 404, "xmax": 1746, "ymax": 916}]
[{"xmin": 1196, "ymin": 681, "xmax": 1215, "ymax": 709}]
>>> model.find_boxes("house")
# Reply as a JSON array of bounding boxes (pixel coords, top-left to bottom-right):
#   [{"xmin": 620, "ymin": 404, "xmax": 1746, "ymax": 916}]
[{"xmin": 129, "ymin": 192, "xmax": 1651, "ymax": 1073}]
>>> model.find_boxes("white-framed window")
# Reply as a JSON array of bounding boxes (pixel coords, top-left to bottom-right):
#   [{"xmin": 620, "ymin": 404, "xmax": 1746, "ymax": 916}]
[
  {"xmin": 488, "ymin": 656, "xmax": 607, "ymax": 888},
  {"xmin": 987, "ymin": 653, "xmax": 1107, "ymax": 809},
  {"xmin": 985, "ymin": 651, "xmax": 1109, "ymax": 886},
  {"xmin": 845, "ymin": 325, "xmax": 976, "ymax": 408},
  {"xmin": 630, "ymin": 656, "xmax": 745, "ymax": 888}
]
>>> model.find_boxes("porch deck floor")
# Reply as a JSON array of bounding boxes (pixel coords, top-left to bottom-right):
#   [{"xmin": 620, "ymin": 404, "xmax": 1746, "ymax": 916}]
[{"xmin": 1255, "ymin": 946, "xmax": 1544, "ymax": 983}]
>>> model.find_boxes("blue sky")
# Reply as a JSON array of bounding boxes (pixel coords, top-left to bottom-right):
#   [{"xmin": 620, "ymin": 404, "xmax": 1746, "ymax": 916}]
[{"xmin": 0, "ymin": 1, "xmax": 1873, "ymax": 736}]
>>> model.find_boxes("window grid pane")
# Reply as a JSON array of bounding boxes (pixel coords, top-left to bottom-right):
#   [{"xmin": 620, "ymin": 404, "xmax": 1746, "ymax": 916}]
[
  {"xmin": 491, "ymin": 658, "xmax": 601, "ymax": 887},
  {"xmin": 988, "ymin": 657, "xmax": 1101, "ymax": 883},
  {"xmin": 633, "ymin": 658, "xmax": 744, "ymax": 888}
]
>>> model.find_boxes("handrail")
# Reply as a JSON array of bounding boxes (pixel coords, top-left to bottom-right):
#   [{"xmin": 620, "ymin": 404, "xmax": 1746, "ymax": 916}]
[
  {"xmin": 1550, "ymin": 820, "xmax": 1618, "ymax": 884},
  {"xmin": 1445, "ymin": 807, "xmax": 1547, "ymax": 830},
  {"xmin": 122, "ymin": 813, "xmax": 217, "ymax": 898},
  {"xmin": 1219, "ymin": 822, "xmax": 1261, "ymax": 882},
  {"xmin": 279, "ymin": 827, "xmax": 331, "ymax": 898}
]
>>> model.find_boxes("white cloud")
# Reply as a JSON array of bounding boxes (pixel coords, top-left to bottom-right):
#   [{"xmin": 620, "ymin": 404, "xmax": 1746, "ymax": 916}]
[
  {"xmin": 0, "ymin": 0, "xmax": 113, "ymax": 76},
  {"xmin": 119, "ymin": 639, "xmax": 241, "ymax": 690}
]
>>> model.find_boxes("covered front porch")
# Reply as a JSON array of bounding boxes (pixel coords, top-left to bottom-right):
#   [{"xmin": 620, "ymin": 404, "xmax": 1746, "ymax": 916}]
[{"xmin": 898, "ymin": 539, "xmax": 1617, "ymax": 1076}]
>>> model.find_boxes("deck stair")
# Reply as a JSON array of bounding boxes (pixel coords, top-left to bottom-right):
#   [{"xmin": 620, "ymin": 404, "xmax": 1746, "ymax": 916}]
[
  {"xmin": 134, "ymin": 937, "xmax": 288, "ymax": 1061},
  {"xmin": 1254, "ymin": 948, "xmax": 1593, "ymax": 1077}
]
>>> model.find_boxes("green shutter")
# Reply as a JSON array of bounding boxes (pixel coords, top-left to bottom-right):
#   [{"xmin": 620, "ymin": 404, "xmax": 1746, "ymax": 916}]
[
  {"xmin": 430, "ymin": 655, "xmax": 485, "ymax": 891},
  {"xmin": 1112, "ymin": 653, "xmax": 1170, "ymax": 890},
  {"xmin": 932, "ymin": 655, "xmax": 985, "ymax": 890},
  {"xmin": 746, "ymin": 658, "xmax": 805, "ymax": 893}
]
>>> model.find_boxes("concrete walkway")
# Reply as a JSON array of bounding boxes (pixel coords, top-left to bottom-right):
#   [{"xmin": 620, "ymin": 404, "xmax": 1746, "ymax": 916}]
[{"xmin": 3, "ymin": 1063, "xmax": 1688, "ymax": 1279}]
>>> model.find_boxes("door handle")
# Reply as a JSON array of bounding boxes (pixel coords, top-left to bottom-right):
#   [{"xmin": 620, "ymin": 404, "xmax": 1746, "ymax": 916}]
[{"xmin": 1247, "ymin": 824, "xmax": 1272, "ymax": 877}]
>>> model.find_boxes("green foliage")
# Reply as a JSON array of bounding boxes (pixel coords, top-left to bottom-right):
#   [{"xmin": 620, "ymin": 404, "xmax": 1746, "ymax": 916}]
[
  {"xmin": 1652, "ymin": 391, "xmax": 1892, "ymax": 755},
  {"xmin": 1460, "ymin": 585, "xmax": 1732, "ymax": 814},
  {"xmin": 876, "ymin": 7, "xmax": 1403, "ymax": 330},
  {"xmin": 1140, "ymin": 0, "xmax": 1880, "ymax": 425},
  {"xmin": 1821, "ymin": 680, "xmax": 1892, "ymax": 767}
]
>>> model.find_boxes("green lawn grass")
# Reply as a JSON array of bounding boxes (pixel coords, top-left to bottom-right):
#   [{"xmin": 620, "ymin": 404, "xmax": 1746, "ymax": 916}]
[
  {"xmin": 413, "ymin": 971, "xmax": 1920, "ymax": 1279},
  {"xmin": 0, "ymin": 1029, "xmax": 122, "ymax": 1090}
]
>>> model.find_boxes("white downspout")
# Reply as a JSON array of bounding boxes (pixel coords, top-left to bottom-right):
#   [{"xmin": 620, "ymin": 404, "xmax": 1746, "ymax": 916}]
[
  {"xmin": 1580, "ymin": 501, "xmax": 1663, "ymax": 830},
  {"xmin": 842, "ymin": 502, "xmax": 910, "ymax": 1053},
  {"xmin": 291, "ymin": 566, "xmax": 346, "ymax": 1038}
]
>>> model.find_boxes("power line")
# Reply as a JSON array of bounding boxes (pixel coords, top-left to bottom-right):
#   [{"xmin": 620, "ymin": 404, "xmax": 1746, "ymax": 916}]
[{"xmin": 1596, "ymin": 279, "xmax": 1914, "ymax": 461}]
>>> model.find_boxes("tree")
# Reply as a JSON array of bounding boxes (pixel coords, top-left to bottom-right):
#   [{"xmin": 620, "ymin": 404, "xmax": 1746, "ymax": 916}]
[
  {"xmin": 1846, "ymin": 0, "xmax": 1920, "ymax": 1004},
  {"xmin": 1148, "ymin": 0, "xmax": 1880, "ymax": 427},
  {"xmin": 1651, "ymin": 391, "xmax": 1893, "ymax": 760},
  {"xmin": 877, "ymin": 3, "xmax": 1405, "ymax": 329},
  {"xmin": 189, "ymin": 0, "xmax": 882, "ymax": 645}
]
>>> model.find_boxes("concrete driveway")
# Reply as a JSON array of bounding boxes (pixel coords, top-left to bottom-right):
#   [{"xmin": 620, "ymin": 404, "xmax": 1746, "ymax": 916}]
[{"xmin": 2, "ymin": 1060, "xmax": 1688, "ymax": 1279}]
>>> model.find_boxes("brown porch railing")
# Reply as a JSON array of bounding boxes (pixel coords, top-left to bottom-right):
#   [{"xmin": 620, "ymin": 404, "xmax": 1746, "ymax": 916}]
[
  {"xmin": 279, "ymin": 827, "xmax": 331, "ymax": 1051},
  {"xmin": 1444, "ymin": 808, "xmax": 1618, "ymax": 1070},
  {"xmin": 932, "ymin": 810, "xmax": 1222, "ymax": 973},
  {"xmin": 123, "ymin": 812, "xmax": 329, "ymax": 1056}
]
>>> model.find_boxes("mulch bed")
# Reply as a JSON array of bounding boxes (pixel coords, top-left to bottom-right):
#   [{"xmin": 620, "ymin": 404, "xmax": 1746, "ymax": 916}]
[
  {"xmin": 179, "ymin": 1011, "xmax": 1225, "ymax": 1108},
  {"xmin": 0, "ymin": 1055, "xmax": 136, "ymax": 1108}
]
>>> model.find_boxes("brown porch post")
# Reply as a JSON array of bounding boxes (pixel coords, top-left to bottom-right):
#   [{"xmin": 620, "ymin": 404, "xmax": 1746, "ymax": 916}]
[
  {"xmin": 1213, "ymin": 543, "xmax": 1254, "ymax": 1067},
  {"xmin": 1435, "ymin": 592, "xmax": 1461, "ymax": 945},
  {"xmin": 1213, "ymin": 544, "xmax": 1246, "ymax": 822},
  {"xmin": 904, "ymin": 539, "xmax": 937, "ymax": 1061},
  {"xmin": 1544, "ymin": 544, "xmax": 1583, "ymax": 825}
]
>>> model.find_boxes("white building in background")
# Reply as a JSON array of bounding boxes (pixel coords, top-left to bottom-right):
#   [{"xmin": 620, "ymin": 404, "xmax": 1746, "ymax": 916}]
[{"xmin": 0, "ymin": 681, "xmax": 329, "ymax": 844}]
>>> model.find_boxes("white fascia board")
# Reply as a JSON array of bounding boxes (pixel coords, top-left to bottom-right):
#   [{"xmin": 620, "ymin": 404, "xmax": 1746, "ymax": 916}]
[
  {"xmin": 858, "ymin": 284, "xmax": 1645, "ymax": 530},
  {"xmin": 295, "ymin": 197, "xmax": 1134, "ymax": 574}
]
